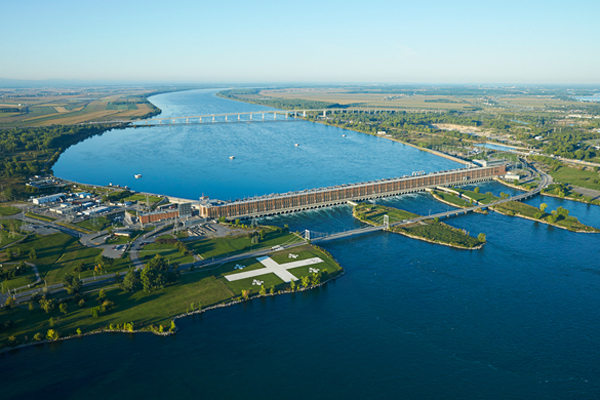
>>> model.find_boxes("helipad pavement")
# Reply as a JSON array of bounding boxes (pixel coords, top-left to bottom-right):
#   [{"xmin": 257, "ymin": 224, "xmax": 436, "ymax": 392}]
[{"xmin": 225, "ymin": 256, "xmax": 323, "ymax": 283}]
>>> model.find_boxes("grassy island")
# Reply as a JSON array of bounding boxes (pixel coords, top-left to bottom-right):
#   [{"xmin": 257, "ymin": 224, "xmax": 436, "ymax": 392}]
[
  {"xmin": 353, "ymin": 203, "xmax": 485, "ymax": 249},
  {"xmin": 429, "ymin": 187, "xmax": 600, "ymax": 233}
]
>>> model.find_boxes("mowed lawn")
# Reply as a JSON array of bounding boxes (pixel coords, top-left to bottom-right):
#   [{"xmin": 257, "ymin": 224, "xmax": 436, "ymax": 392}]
[
  {"xmin": 354, "ymin": 203, "xmax": 419, "ymax": 225},
  {"xmin": 0, "ymin": 245, "xmax": 342, "ymax": 346},
  {"xmin": 550, "ymin": 165, "xmax": 600, "ymax": 191},
  {"xmin": 187, "ymin": 229, "xmax": 302, "ymax": 259},
  {"xmin": 9, "ymin": 233, "xmax": 133, "ymax": 285},
  {"xmin": 139, "ymin": 242, "xmax": 195, "ymax": 265},
  {"xmin": 75, "ymin": 216, "xmax": 112, "ymax": 232},
  {"xmin": 431, "ymin": 190, "xmax": 472, "ymax": 208},
  {"xmin": 218, "ymin": 245, "xmax": 342, "ymax": 296},
  {"xmin": 0, "ymin": 263, "xmax": 38, "ymax": 292},
  {"xmin": 0, "ymin": 206, "xmax": 21, "ymax": 217},
  {"xmin": 0, "ymin": 273, "xmax": 233, "ymax": 344}
]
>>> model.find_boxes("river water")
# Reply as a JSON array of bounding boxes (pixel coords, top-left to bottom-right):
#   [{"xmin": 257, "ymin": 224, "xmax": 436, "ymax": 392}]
[{"xmin": 5, "ymin": 90, "xmax": 600, "ymax": 400}]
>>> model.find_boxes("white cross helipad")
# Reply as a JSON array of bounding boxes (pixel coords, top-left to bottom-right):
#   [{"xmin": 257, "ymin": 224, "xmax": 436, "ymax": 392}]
[{"xmin": 225, "ymin": 256, "xmax": 324, "ymax": 283}]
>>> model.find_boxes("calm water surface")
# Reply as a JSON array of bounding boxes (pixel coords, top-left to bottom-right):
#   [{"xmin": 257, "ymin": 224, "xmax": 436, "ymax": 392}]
[
  {"xmin": 54, "ymin": 89, "xmax": 458, "ymax": 200},
  {"xmin": 5, "ymin": 91, "xmax": 600, "ymax": 400}
]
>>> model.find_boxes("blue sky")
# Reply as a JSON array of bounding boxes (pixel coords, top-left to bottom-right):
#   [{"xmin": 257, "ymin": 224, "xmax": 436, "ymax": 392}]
[{"xmin": 2, "ymin": 0, "xmax": 599, "ymax": 84}]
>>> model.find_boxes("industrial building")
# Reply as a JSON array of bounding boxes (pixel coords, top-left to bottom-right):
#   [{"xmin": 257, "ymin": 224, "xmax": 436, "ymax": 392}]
[
  {"xmin": 32, "ymin": 193, "xmax": 66, "ymax": 205},
  {"xmin": 199, "ymin": 165, "xmax": 505, "ymax": 220},
  {"xmin": 139, "ymin": 210, "xmax": 179, "ymax": 224}
]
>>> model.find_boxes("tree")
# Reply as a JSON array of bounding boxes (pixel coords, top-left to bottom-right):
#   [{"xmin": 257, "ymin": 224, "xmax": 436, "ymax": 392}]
[
  {"xmin": 4, "ymin": 297, "xmax": 15, "ymax": 309},
  {"xmin": 91, "ymin": 307, "xmax": 99, "ymax": 318},
  {"xmin": 269, "ymin": 286, "xmax": 274, "ymax": 295},
  {"xmin": 301, "ymin": 276, "xmax": 311, "ymax": 288},
  {"xmin": 97, "ymin": 289, "xmax": 106, "ymax": 303},
  {"xmin": 141, "ymin": 265, "xmax": 161, "ymax": 292},
  {"xmin": 290, "ymin": 280, "xmax": 296, "ymax": 291},
  {"xmin": 259, "ymin": 285, "xmax": 266, "ymax": 296},
  {"xmin": 5, "ymin": 247, "xmax": 12, "ymax": 260},
  {"xmin": 46, "ymin": 329, "xmax": 59, "ymax": 341},
  {"xmin": 39, "ymin": 297, "xmax": 54, "ymax": 313},
  {"xmin": 539, "ymin": 203, "xmax": 548, "ymax": 213},
  {"xmin": 73, "ymin": 262, "xmax": 85, "ymax": 273},
  {"xmin": 28, "ymin": 301, "xmax": 34, "ymax": 312},
  {"xmin": 33, "ymin": 332, "xmax": 43, "ymax": 341},
  {"xmin": 59, "ymin": 303, "xmax": 68, "ymax": 315},
  {"xmin": 474, "ymin": 187, "xmax": 480, "ymax": 194},
  {"xmin": 478, "ymin": 233, "xmax": 486, "ymax": 243},
  {"xmin": 29, "ymin": 248, "xmax": 36, "ymax": 260},
  {"xmin": 62, "ymin": 274, "xmax": 82, "ymax": 295},
  {"xmin": 79, "ymin": 299, "xmax": 85, "ymax": 308},
  {"xmin": 122, "ymin": 269, "xmax": 141, "ymax": 292},
  {"xmin": 170, "ymin": 320, "xmax": 176, "ymax": 332},
  {"xmin": 76, "ymin": 328, "xmax": 82, "ymax": 335},
  {"xmin": 242, "ymin": 289, "xmax": 250, "ymax": 300}
]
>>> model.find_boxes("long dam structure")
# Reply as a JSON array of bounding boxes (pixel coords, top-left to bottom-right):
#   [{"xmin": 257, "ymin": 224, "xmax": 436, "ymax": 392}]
[{"xmin": 199, "ymin": 164, "xmax": 506, "ymax": 220}]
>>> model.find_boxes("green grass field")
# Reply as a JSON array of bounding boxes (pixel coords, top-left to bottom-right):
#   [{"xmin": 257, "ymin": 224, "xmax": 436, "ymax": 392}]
[
  {"xmin": 0, "ymin": 229, "xmax": 24, "ymax": 249},
  {"xmin": 139, "ymin": 242, "xmax": 195, "ymax": 265},
  {"xmin": 219, "ymin": 245, "xmax": 342, "ymax": 296},
  {"xmin": 549, "ymin": 165, "xmax": 600, "ymax": 191},
  {"xmin": 1, "ymin": 263, "xmax": 38, "ymax": 292},
  {"xmin": 431, "ymin": 190, "xmax": 472, "ymax": 208},
  {"xmin": 493, "ymin": 200, "xmax": 597, "ymax": 232},
  {"xmin": 0, "ymin": 244, "xmax": 341, "ymax": 348},
  {"xmin": 453, "ymin": 188, "xmax": 499, "ymax": 204},
  {"xmin": 75, "ymin": 216, "xmax": 112, "ymax": 232},
  {"xmin": 0, "ymin": 206, "xmax": 21, "ymax": 216},
  {"xmin": 0, "ymin": 273, "xmax": 232, "ymax": 346},
  {"xmin": 395, "ymin": 221, "xmax": 483, "ymax": 249},
  {"xmin": 354, "ymin": 203, "xmax": 419, "ymax": 225},
  {"xmin": 9, "ymin": 233, "xmax": 133, "ymax": 285},
  {"xmin": 187, "ymin": 228, "xmax": 303, "ymax": 260},
  {"xmin": 124, "ymin": 194, "xmax": 163, "ymax": 203}
]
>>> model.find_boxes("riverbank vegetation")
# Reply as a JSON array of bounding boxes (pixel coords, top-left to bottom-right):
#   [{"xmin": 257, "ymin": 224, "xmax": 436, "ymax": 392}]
[
  {"xmin": 0, "ymin": 244, "xmax": 342, "ymax": 350},
  {"xmin": 429, "ymin": 186, "xmax": 599, "ymax": 233},
  {"xmin": 353, "ymin": 203, "xmax": 485, "ymax": 249}
]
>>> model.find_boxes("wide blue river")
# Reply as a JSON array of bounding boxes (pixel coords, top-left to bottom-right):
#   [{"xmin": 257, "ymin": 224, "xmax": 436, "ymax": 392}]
[{"xmin": 5, "ymin": 90, "xmax": 600, "ymax": 400}]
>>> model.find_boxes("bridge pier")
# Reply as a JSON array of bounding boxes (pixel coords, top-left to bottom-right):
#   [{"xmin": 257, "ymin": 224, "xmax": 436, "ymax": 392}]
[
  {"xmin": 250, "ymin": 114, "xmax": 253, "ymax": 120},
  {"xmin": 238, "ymin": 114, "xmax": 240, "ymax": 121},
  {"xmin": 274, "ymin": 113, "xmax": 276, "ymax": 120},
  {"xmin": 199, "ymin": 117, "xmax": 202, "ymax": 123},
  {"xmin": 225, "ymin": 115, "xmax": 228, "ymax": 122},
  {"xmin": 212, "ymin": 115, "xmax": 215, "ymax": 123},
  {"xmin": 262, "ymin": 113, "xmax": 265, "ymax": 120},
  {"xmin": 303, "ymin": 110, "xmax": 306, "ymax": 117}
]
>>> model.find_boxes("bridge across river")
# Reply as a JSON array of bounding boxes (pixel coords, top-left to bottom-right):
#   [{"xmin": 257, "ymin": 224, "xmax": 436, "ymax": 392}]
[
  {"xmin": 100, "ymin": 107, "xmax": 444, "ymax": 126},
  {"xmin": 199, "ymin": 165, "xmax": 507, "ymax": 220}
]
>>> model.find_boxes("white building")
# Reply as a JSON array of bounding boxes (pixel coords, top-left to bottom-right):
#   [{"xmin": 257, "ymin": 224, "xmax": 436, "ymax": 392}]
[
  {"xmin": 504, "ymin": 173, "xmax": 521, "ymax": 181},
  {"xmin": 32, "ymin": 193, "xmax": 66, "ymax": 205}
]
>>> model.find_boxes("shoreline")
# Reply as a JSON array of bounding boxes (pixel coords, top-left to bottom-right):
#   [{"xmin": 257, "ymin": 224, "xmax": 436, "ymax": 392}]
[
  {"xmin": 0, "ymin": 268, "xmax": 346, "ymax": 355},
  {"xmin": 490, "ymin": 206, "xmax": 599, "ymax": 233}
]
